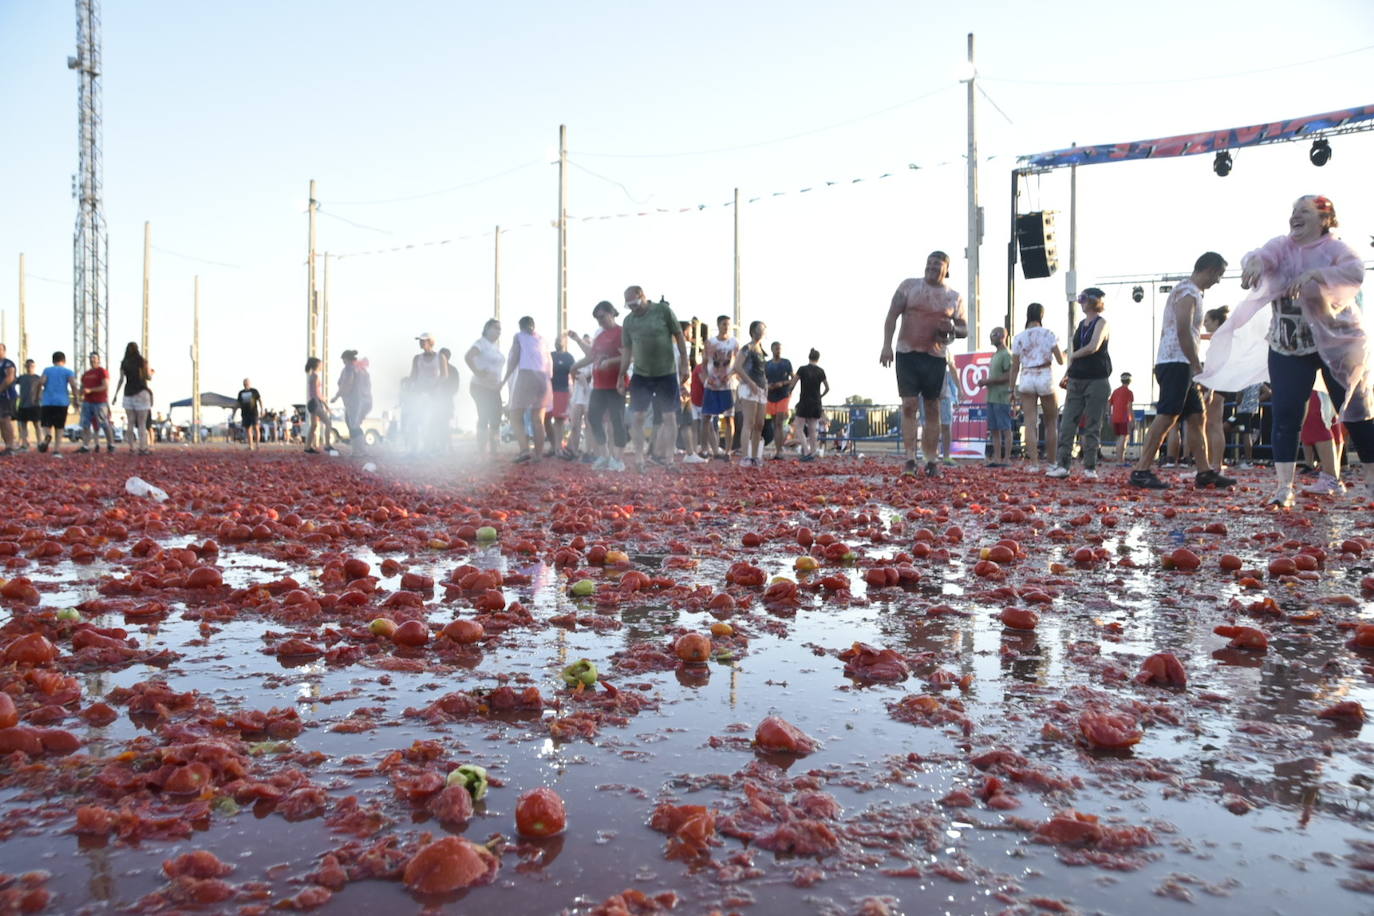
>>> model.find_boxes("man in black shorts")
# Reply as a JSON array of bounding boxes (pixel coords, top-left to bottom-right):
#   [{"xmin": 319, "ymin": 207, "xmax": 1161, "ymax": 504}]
[
  {"xmin": 617, "ymin": 286, "xmax": 689, "ymax": 471},
  {"xmin": 237, "ymin": 379, "xmax": 263, "ymax": 451},
  {"xmin": 1130, "ymin": 252, "xmax": 1235, "ymax": 490},
  {"xmin": 880, "ymin": 251, "xmax": 967, "ymax": 477}
]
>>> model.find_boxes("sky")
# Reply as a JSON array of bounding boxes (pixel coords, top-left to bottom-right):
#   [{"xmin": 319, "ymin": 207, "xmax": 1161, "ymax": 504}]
[{"xmin": 2, "ymin": 0, "xmax": 1373, "ymax": 425}]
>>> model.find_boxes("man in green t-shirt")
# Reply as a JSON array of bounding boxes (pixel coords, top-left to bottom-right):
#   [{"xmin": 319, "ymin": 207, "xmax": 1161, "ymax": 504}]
[
  {"xmin": 976, "ymin": 327, "xmax": 1014, "ymax": 467},
  {"xmin": 617, "ymin": 286, "xmax": 689, "ymax": 469}
]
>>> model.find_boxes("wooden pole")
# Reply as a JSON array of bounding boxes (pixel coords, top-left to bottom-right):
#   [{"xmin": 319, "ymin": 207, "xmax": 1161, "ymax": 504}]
[
  {"xmin": 964, "ymin": 32, "xmax": 981, "ymax": 352},
  {"xmin": 556, "ymin": 126, "xmax": 568, "ymax": 338},
  {"xmin": 191, "ymin": 276, "xmax": 201, "ymax": 444},
  {"xmin": 493, "ymin": 225, "xmax": 501, "ymax": 321},
  {"xmin": 17, "ymin": 253, "xmax": 26, "ymax": 367},
  {"xmin": 307, "ymin": 179, "xmax": 318, "ymax": 361},
  {"xmin": 733, "ymin": 187, "xmax": 741, "ymax": 333}
]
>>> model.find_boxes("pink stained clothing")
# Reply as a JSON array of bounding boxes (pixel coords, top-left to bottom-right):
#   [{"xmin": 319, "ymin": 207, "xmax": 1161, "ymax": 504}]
[
  {"xmin": 514, "ymin": 331, "xmax": 550, "ymax": 374},
  {"xmin": 1196, "ymin": 233, "xmax": 1368, "ymax": 421}
]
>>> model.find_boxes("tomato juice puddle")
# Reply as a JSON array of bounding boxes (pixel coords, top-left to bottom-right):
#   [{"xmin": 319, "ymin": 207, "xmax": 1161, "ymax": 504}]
[{"xmin": 0, "ymin": 451, "xmax": 1372, "ymax": 913}]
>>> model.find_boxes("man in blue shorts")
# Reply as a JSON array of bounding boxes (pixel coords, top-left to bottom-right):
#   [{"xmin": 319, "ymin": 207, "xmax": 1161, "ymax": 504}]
[
  {"xmin": 701, "ymin": 315, "xmax": 737, "ymax": 460},
  {"xmin": 977, "ymin": 327, "xmax": 1013, "ymax": 466},
  {"xmin": 617, "ymin": 286, "xmax": 689, "ymax": 471}
]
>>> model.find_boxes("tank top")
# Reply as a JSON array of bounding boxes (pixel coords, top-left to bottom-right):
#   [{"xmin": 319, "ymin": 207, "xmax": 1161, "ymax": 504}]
[
  {"xmin": 742, "ymin": 343, "xmax": 767, "ymax": 388},
  {"xmin": 121, "ymin": 356, "xmax": 149, "ymax": 395},
  {"xmin": 413, "ymin": 351, "xmax": 442, "ymax": 389},
  {"xmin": 515, "ymin": 332, "xmax": 548, "ymax": 373},
  {"xmin": 1067, "ymin": 316, "xmax": 1111, "ymax": 380}
]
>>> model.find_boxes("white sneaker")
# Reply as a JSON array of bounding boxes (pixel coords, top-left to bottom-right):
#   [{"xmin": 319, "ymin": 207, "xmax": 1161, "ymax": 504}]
[
  {"xmin": 1271, "ymin": 485, "xmax": 1296, "ymax": 508},
  {"xmin": 1083, "ymin": 468, "xmax": 1099, "ymax": 480},
  {"xmin": 682, "ymin": 454, "xmax": 707, "ymax": 464},
  {"xmin": 1301, "ymin": 472, "xmax": 1345, "ymax": 496},
  {"xmin": 608, "ymin": 458, "xmax": 626, "ymax": 472},
  {"xmin": 1045, "ymin": 465, "xmax": 1070, "ymax": 479},
  {"xmin": 1238, "ymin": 461, "xmax": 1254, "ymax": 469}
]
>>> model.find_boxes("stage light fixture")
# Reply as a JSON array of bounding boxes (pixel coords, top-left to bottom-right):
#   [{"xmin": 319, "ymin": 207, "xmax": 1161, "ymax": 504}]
[
  {"xmin": 1309, "ymin": 139, "xmax": 1332, "ymax": 167},
  {"xmin": 1213, "ymin": 151, "xmax": 1232, "ymax": 177},
  {"xmin": 1131, "ymin": 286, "xmax": 1144, "ymax": 303}
]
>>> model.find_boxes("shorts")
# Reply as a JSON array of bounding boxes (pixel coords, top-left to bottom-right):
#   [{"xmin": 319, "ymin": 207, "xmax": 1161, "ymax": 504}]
[
  {"xmin": 241, "ymin": 409, "xmax": 259, "ymax": 429},
  {"xmin": 80, "ymin": 402, "xmax": 111, "ymax": 429},
  {"xmin": 738, "ymin": 384, "xmax": 766, "ymax": 406},
  {"xmin": 307, "ymin": 398, "xmax": 329, "ymax": 419},
  {"xmin": 550, "ymin": 390, "xmax": 571, "ymax": 420},
  {"xmin": 987, "ymin": 401, "xmax": 1013, "ymax": 432},
  {"xmin": 123, "ymin": 390, "xmax": 152, "ymax": 411},
  {"xmin": 0, "ymin": 399, "xmax": 14, "ymax": 420},
  {"xmin": 17, "ymin": 406, "xmax": 40, "ymax": 424},
  {"xmin": 40, "ymin": 405, "xmax": 69, "ymax": 429},
  {"xmin": 702, "ymin": 388, "xmax": 734, "ymax": 417},
  {"xmin": 1112, "ymin": 420, "xmax": 1130, "ymax": 437},
  {"xmin": 895, "ymin": 351, "xmax": 946, "ymax": 401},
  {"xmin": 571, "ymin": 379, "xmax": 591, "ymax": 409},
  {"xmin": 1232, "ymin": 411, "xmax": 1255, "ymax": 433},
  {"xmin": 629, "ymin": 373, "xmax": 680, "ymax": 416},
  {"xmin": 765, "ymin": 398, "xmax": 790, "ymax": 416},
  {"xmin": 1153, "ymin": 362, "xmax": 1203, "ymax": 418},
  {"xmin": 1017, "ymin": 366, "xmax": 1054, "ymax": 397},
  {"xmin": 1301, "ymin": 401, "xmax": 1334, "ymax": 445},
  {"xmin": 795, "ymin": 400, "xmax": 822, "ymax": 421},
  {"xmin": 511, "ymin": 369, "xmax": 551, "ymax": 411},
  {"xmin": 690, "ymin": 404, "xmax": 702, "ymax": 421}
]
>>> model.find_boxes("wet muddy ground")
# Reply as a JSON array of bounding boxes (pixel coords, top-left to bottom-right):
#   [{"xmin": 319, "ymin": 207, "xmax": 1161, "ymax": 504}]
[{"xmin": 2, "ymin": 450, "xmax": 1373, "ymax": 915}]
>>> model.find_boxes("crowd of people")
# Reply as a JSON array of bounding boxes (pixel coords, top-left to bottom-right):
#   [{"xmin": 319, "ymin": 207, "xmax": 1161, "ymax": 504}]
[{"xmin": 882, "ymin": 195, "xmax": 1367, "ymax": 503}]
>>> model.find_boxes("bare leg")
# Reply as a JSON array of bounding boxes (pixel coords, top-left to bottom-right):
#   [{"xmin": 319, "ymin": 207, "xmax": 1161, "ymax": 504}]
[
  {"xmin": 920, "ymin": 396, "xmax": 941, "ymax": 465},
  {"xmin": 1041, "ymin": 395, "xmax": 1059, "ymax": 468},
  {"xmin": 1185, "ymin": 413, "xmax": 1210, "ymax": 470},
  {"xmin": 530, "ymin": 409, "xmax": 547, "ymax": 461},
  {"xmin": 1205, "ymin": 392, "xmax": 1225, "ymax": 472},
  {"xmin": 900, "ymin": 397, "xmax": 919, "ymax": 461}
]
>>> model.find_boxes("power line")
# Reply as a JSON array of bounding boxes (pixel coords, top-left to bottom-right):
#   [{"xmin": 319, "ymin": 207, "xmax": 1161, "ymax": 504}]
[
  {"xmin": 151, "ymin": 245, "xmax": 241, "ymax": 269},
  {"xmin": 572, "ymin": 84, "xmax": 958, "ymax": 159},
  {"xmin": 318, "ymin": 208, "xmax": 393, "ymax": 235},
  {"xmin": 983, "ymin": 43, "xmax": 1374, "ymax": 87},
  {"xmin": 327, "ymin": 159, "xmax": 546, "ymax": 206},
  {"xmin": 568, "ymin": 161, "xmax": 650, "ymax": 205}
]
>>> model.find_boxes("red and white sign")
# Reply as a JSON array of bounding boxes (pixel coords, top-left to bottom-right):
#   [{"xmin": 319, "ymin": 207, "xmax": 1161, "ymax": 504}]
[{"xmin": 951, "ymin": 351, "xmax": 993, "ymax": 459}]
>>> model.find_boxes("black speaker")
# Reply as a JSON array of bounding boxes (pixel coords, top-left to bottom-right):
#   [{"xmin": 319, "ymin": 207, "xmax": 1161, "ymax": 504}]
[{"xmin": 1016, "ymin": 211, "xmax": 1058, "ymax": 279}]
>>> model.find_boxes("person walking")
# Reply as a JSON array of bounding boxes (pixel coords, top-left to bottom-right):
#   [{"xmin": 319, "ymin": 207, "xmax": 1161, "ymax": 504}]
[
  {"xmin": 547, "ymin": 334, "xmax": 575, "ymax": 457},
  {"xmin": 1108, "ymin": 373, "xmax": 1134, "ymax": 464},
  {"xmin": 617, "ymin": 288, "xmax": 689, "ymax": 470},
  {"xmin": 1128, "ymin": 253, "xmax": 1232, "ymax": 489},
  {"xmin": 764, "ymin": 341, "xmax": 794, "ymax": 459},
  {"xmin": 790, "ymin": 349, "xmax": 829, "ymax": 461},
  {"xmin": 35, "ymin": 351, "xmax": 79, "ymax": 456},
  {"xmin": 409, "ymin": 332, "xmax": 450, "ymax": 453},
  {"xmin": 236, "ymin": 379, "xmax": 262, "ymax": 450},
  {"xmin": 112, "ymin": 342, "xmax": 154, "ymax": 455},
  {"xmin": 1198, "ymin": 196, "xmax": 1371, "ymax": 505},
  {"xmin": 1007, "ymin": 303, "xmax": 1063, "ymax": 472},
  {"xmin": 976, "ymin": 327, "xmax": 1013, "ymax": 466},
  {"xmin": 303, "ymin": 357, "xmax": 328, "ymax": 454},
  {"xmin": 564, "ymin": 330, "xmax": 594, "ymax": 461},
  {"xmin": 572, "ymin": 301, "xmax": 628, "ymax": 471},
  {"xmin": 0, "ymin": 345, "xmax": 17, "ymax": 457},
  {"xmin": 732, "ymin": 321, "xmax": 769, "ymax": 468},
  {"xmin": 77, "ymin": 352, "xmax": 115, "ymax": 454},
  {"xmin": 880, "ymin": 250, "xmax": 968, "ymax": 478},
  {"xmin": 465, "ymin": 318, "xmax": 504, "ymax": 460},
  {"xmin": 1046, "ymin": 288, "xmax": 1112, "ymax": 479},
  {"xmin": 502, "ymin": 316, "xmax": 552, "ymax": 464},
  {"xmin": 701, "ymin": 315, "xmax": 738, "ymax": 460},
  {"xmin": 333, "ymin": 350, "xmax": 372, "ymax": 454},
  {"xmin": 16, "ymin": 359, "xmax": 40, "ymax": 450}
]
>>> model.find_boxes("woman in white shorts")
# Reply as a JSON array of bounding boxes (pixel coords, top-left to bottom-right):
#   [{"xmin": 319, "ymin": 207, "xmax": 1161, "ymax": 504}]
[{"xmin": 1008, "ymin": 302, "xmax": 1064, "ymax": 471}]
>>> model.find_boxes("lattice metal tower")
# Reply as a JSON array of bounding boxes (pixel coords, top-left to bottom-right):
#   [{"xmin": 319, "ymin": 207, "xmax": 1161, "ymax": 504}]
[{"xmin": 68, "ymin": 0, "xmax": 108, "ymax": 368}]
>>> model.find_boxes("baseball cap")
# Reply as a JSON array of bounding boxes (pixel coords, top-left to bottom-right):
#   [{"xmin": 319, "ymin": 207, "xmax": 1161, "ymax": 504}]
[{"xmin": 416, "ymin": 332, "xmax": 434, "ymax": 343}]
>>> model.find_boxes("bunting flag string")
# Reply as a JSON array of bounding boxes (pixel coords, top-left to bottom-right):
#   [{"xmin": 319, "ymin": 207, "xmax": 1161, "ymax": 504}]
[{"xmin": 328, "ymin": 152, "xmax": 1011, "ymax": 261}]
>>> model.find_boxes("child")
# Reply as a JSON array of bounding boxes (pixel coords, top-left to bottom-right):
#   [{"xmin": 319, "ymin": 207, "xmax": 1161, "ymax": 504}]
[
  {"xmin": 35, "ymin": 351, "xmax": 80, "ymax": 456},
  {"xmin": 1109, "ymin": 373, "xmax": 1134, "ymax": 464}
]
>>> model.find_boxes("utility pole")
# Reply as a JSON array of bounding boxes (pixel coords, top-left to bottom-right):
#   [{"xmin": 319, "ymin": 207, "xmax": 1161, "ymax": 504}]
[
  {"xmin": 493, "ymin": 225, "xmax": 501, "ymax": 321},
  {"xmin": 307, "ymin": 179, "xmax": 318, "ymax": 361},
  {"xmin": 68, "ymin": 0, "xmax": 109, "ymax": 371},
  {"xmin": 17, "ymin": 253, "xmax": 27, "ymax": 366},
  {"xmin": 141, "ymin": 221, "xmax": 150, "ymax": 359},
  {"xmin": 191, "ymin": 276, "xmax": 200, "ymax": 444},
  {"xmin": 733, "ymin": 187, "xmax": 741, "ymax": 334},
  {"xmin": 1067, "ymin": 147, "xmax": 1079, "ymax": 343},
  {"xmin": 963, "ymin": 32, "xmax": 982, "ymax": 350},
  {"xmin": 556, "ymin": 125, "xmax": 568, "ymax": 338}
]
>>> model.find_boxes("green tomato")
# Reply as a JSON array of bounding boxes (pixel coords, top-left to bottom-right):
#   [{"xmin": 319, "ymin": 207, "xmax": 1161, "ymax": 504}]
[
  {"xmin": 570, "ymin": 578, "xmax": 596, "ymax": 597},
  {"xmin": 446, "ymin": 763, "xmax": 489, "ymax": 801},
  {"xmin": 560, "ymin": 658, "xmax": 598, "ymax": 687},
  {"xmin": 56, "ymin": 608, "xmax": 81, "ymax": 621},
  {"xmin": 475, "ymin": 526, "xmax": 499, "ymax": 542}
]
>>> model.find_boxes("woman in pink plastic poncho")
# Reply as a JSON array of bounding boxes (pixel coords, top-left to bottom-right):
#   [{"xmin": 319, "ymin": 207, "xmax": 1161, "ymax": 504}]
[{"xmin": 1196, "ymin": 195, "xmax": 1369, "ymax": 507}]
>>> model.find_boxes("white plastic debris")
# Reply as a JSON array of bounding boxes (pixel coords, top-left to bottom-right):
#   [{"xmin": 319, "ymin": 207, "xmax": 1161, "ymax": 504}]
[
  {"xmin": 362, "ymin": 462, "xmax": 378, "ymax": 473},
  {"xmin": 125, "ymin": 476, "xmax": 168, "ymax": 502}
]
